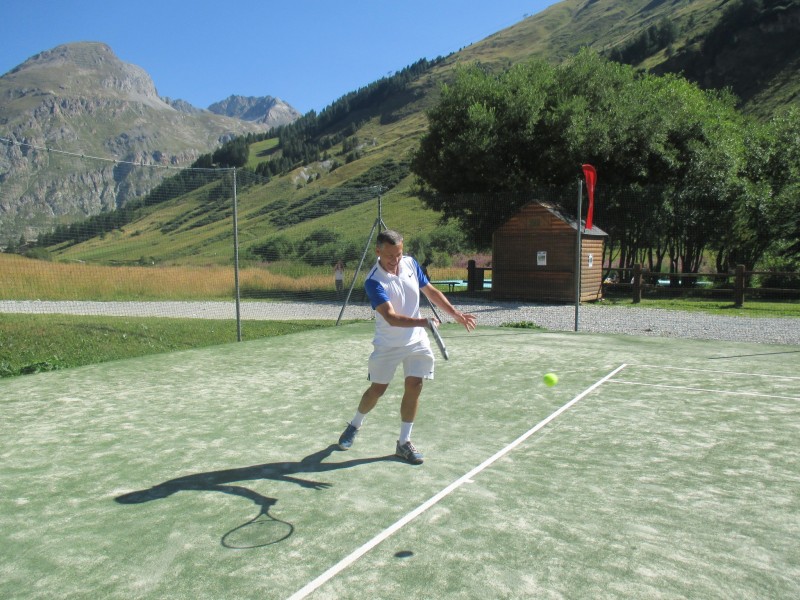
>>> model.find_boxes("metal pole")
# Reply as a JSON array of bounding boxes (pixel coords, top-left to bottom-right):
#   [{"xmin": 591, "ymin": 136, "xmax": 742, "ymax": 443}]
[
  {"xmin": 336, "ymin": 189, "xmax": 384, "ymax": 325},
  {"xmin": 574, "ymin": 179, "xmax": 583, "ymax": 332},
  {"xmin": 232, "ymin": 168, "xmax": 242, "ymax": 342},
  {"xmin": 376, "ymin": 186, "xmax": 387, "ymax": 230},
  {"xmin": 336, "ymin": 217, "xmax": 379, "ymax": 326},
  {"xmin": 378, "ymin": 190, "xmax": 383, "ymax": 230}
]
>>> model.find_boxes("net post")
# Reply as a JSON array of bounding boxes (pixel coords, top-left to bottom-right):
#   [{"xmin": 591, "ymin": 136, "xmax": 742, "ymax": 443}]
[
  {"xmin": 574, "ymin": 179, "xmax": 583, "ymax": 331},
  {"xmin": 467, "ymin": 259, "xmax": 476, "ymax": 292},
  {"xmin": 232, "ymin": 167, "xmax": 242, "ymax": 342},
  {"xmin": 734, "ymin": 264, "xmax": 745, "ymax": 307}
]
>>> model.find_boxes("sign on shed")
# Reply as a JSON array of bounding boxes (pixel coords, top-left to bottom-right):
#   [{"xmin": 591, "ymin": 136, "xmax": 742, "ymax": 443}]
[{"xmin": 491, "ymin": 200, "xmax": 607, "ymax": 302}]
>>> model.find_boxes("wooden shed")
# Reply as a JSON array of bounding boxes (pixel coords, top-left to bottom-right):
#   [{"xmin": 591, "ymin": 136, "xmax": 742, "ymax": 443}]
[{"xmin": 491, "ymin": 200, "xmax": 607, "ymax": 302}]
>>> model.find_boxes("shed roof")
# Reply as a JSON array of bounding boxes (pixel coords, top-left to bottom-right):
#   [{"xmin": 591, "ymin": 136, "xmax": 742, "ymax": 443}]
[{"xmin": 504, "ymin": 200, "xmax": 608, "ymax": 237}]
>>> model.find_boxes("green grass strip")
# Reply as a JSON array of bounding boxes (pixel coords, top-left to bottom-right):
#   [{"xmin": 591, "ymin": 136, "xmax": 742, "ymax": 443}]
[
  {"xmin": 0, "ymin": 314, "xmax": 336, "ymax": 377},
  {"xmin": 600, "ymin": 296, "xmax": 800, "ymax": 318}
]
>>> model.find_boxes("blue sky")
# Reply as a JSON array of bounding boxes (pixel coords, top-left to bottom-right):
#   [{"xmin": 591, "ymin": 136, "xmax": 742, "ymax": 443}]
[{"xmin": 0, "ymin": 0, "xmax": 559, "ymax": 115}]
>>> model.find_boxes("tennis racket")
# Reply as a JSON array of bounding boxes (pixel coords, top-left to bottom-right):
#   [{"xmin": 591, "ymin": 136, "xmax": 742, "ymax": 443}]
[{"xmin": 427, "ymin": 317, "xmax": 449, "ymax": 360}]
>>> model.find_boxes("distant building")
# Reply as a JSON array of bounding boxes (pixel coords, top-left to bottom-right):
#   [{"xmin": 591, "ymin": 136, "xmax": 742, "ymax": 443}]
[{"xmin": 492, "ymin": 200, "xmax": 607, "ymax": 303}]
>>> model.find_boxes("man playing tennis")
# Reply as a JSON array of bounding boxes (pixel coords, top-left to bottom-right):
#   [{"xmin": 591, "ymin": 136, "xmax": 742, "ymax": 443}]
[{"xmin": 337, "ymin": 230, "xmax": 477, "ymax": 464}]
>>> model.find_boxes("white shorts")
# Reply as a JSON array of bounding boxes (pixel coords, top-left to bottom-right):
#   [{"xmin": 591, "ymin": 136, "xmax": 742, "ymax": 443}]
[{"xmin": 368, "ymin": 340, "xmax": 435, "ymax": 384}]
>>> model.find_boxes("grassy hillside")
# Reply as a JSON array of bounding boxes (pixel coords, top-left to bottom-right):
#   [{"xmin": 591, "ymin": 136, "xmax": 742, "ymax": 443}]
[
  {"xmin": 42, "ymin": 0, "xmax": 798, "ymax": 267},
  {"xmin": 450, "ymin": 0, "xmax": 798, "ymax": 116}
]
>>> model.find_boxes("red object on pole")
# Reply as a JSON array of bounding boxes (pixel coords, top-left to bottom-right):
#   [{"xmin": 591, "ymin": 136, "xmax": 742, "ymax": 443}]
[{"xmin": 581, "ymin": 164, "xmax": 596, "ymax": 231}]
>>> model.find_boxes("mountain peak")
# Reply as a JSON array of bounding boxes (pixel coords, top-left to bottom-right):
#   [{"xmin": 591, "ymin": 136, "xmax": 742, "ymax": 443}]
[
  {"xmin": 208, "ymin": 94, "xmax": 302, "ymax": 128},
  {"xmin": 0, "ymin": 42, "xmax": 280, "ymax": 243},
  {"xmin": 5, "ymin": 41, "xmax": 165, "ymax": 108},
  {"xmin": 15, "ymin": 41, "xmax": 117, "ymax": 71}
]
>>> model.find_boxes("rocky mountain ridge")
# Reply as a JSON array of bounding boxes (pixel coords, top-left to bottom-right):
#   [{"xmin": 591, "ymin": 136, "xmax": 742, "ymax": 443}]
[
  {"xmin": 0, "ymin": 42, "xmax": 300, "ymax": 243},
  {"xmin": 208, "ymin": 95, "xmax": 301, "ymax": 128}
]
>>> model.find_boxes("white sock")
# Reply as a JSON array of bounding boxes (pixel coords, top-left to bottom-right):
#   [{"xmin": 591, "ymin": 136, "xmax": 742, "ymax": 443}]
[
  {"xmin": 350, "ymin": 411, "xmax": 367, "ymax": 429},
  {"xmin": 399, "ymin": 422, "xmax": 414, "ymax": 444}
]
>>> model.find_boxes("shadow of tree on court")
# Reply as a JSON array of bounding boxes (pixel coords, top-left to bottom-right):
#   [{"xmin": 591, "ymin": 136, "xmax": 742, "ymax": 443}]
[{"xmin": 115, "ymin": 444, "xmax": 396, "ymax": 548}]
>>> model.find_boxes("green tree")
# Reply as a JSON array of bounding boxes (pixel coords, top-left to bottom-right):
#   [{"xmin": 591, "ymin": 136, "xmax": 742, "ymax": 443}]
[
  {"xmin": 212, "ymin": 138, "xmax": 249, "ymax": 168},
  {"xmin": 719, "ymin": 107, "xmax": 800, "ymax": 272},
  {"xmin": 251, "ymin": 236, "xmax": 295, "ymax": 262},
  {"xmin": 413, "ymin": 49, "xmax": 749, "ymax": 273},
  {"xmin": 764, "ymin": 107, "xmax": 800, "ymax": 263}
]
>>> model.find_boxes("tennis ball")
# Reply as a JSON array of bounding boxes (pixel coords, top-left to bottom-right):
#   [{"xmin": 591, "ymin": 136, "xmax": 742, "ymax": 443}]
[{"xmin": 543, "ymin": 373, "xmax": 558, "ymax": 387}]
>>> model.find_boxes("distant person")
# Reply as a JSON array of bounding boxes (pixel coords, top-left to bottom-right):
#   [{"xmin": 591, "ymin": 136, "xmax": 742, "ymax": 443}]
[
  {"xmin": 333, "ymin": 260, "xmax": 345, "ymax": 296},
  {"xmin": 336, "ymin": 230, "xmax": 477, "ymax": 464}
]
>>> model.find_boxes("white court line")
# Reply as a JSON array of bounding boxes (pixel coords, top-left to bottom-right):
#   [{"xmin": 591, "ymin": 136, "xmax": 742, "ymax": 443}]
[
  {"xmin": 286, "ymin": 363, "xmax": 628, "ymax": 600},
  {"xmin": 609, "ymin": 379, "xmax": 800, "ymax": 401},
  {"xmin": 633, "ymin": 364, "xmax": 800, "ymax": 380}
]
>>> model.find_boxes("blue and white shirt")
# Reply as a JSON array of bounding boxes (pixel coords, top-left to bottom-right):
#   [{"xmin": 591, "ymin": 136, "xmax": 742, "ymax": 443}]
[{"xmin": 365, "ymin": 255, "xmax": 430, "ymax": 347}]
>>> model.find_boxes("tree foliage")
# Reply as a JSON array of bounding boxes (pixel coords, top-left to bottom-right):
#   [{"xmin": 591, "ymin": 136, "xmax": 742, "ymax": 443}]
[
  {"xmin": 722, "ymin": 107, "xmax": 800, "ymax": 272},
  {"xmin": 412, "ymin": 49, "xmax": 798, "ymax": 275},
  {"xmin": 212, "ymin": 138, "xmax": 250, "ymax": 168}
]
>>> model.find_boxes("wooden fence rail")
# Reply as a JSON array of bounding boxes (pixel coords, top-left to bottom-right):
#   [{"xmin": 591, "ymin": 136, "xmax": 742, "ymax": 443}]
[
  {"xmin": 461, "ymin": 261, "xmax": 797, "ymax": 306},
  {"xmin": 626, "ymin": 264, "xmax": 799, "ymax": 307}
]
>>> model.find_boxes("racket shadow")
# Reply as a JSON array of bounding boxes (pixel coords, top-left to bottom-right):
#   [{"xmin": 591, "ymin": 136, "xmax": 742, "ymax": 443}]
[
  {"xmin": 115, "ymin": 444, "xmax": 397, "ymax": 548},
  {"xmin": 220, "ymin": 497, "xmax": 294, "ymax": 549}
]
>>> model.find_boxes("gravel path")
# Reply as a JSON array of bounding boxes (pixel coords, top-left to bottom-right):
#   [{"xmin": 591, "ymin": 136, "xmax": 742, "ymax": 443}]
[{"xmin": 2, "ymin": 299, "xmax": 798, "ymax": 345}]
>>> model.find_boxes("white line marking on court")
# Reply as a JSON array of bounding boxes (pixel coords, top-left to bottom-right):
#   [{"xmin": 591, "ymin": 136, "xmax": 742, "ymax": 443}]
[
  {"xmin": 609, "ymin": 379, "xmax": 799, "ymax": 401},
  {"xmin": 286, "ymin": 363, "xmax": 628, "ymax": 600},
  {"xmin": 633, "ymin": 364, "xmax": 800, "ymax": 380}
]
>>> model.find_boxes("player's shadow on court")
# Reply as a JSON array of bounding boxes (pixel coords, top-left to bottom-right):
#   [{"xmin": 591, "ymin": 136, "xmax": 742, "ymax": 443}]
[{"xmin": 115, "ymin": 444, "xmax": 396, "ymax": 548}]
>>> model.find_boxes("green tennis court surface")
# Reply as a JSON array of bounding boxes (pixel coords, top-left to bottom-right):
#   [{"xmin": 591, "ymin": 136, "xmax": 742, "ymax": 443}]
[{"xmin": 2, "ymin": 324, "xmax": 798, "ymax": 599}]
